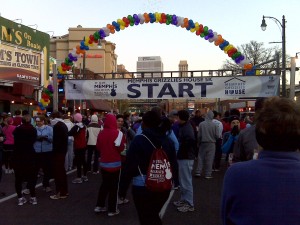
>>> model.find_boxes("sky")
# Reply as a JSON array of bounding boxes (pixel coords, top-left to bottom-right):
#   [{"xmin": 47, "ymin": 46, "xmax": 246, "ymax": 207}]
[{"xmin": 1, "ymin": 0, "xmax": 300, "ymax": 83}]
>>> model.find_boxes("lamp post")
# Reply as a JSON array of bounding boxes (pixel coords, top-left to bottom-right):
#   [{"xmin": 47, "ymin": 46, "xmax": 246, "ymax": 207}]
[{"xmin": 261, "ymin": 15, "xmax": 286, "ymax": 97}]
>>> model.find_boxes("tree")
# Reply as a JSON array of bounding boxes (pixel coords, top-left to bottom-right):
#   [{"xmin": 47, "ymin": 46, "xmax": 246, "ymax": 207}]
[{"xmin": 221, "ymin": 40, "xmax": 285, "ymax": 75}]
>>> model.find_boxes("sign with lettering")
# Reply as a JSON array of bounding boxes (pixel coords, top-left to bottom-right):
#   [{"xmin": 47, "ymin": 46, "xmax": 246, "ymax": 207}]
[
  {"xmin": 65, "ymin": 75, "xmax": 280, "ymax": 100},
  {"xmin": 0, "ymin": 16, "xmax": 50, "ymax": 86},
  {"xmin": 0, "ymin": 43, "xmax": 41, "ymax": 85}
]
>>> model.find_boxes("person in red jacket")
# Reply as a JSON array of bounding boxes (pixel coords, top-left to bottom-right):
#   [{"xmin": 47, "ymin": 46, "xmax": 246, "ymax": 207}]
[{"xmin": 94, "ymin": 113, "xmax": 126, "ymax": 216}]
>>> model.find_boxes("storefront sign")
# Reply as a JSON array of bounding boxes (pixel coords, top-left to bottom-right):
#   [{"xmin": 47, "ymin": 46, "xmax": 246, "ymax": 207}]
[
  {"xmin": 0, "ymin": 43, "xmax": 41, "ymax": 85},
  {"xmin": 65, "ymin": 75, "xmax": 280, "ymax": 100}
]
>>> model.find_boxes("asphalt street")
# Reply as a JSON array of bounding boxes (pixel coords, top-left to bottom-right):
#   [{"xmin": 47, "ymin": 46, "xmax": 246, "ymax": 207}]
[{"xmin": 0, "ymin": 161, "xmax": 226, "ymax": 225}]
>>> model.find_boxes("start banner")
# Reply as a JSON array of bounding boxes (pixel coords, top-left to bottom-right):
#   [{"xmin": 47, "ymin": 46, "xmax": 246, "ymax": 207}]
[{"xmin": 65, "ymin": 75, "xmax": 280, "ymax": 100}]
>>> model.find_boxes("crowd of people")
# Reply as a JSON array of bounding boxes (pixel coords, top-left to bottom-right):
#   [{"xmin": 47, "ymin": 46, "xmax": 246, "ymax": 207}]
[{"xmin": 0, "ymin": 96, "xmax": 300, "ymax": 225}]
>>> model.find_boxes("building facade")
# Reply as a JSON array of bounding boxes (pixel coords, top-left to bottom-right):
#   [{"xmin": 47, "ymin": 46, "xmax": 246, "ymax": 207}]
[{"xmin": 50, "ymin": 25, "xmax": 118, "ymax": 78}]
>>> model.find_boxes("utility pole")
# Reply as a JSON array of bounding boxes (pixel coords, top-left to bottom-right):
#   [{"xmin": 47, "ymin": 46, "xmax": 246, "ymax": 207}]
[{"xmin": 52, "ymin": 64, "xmax": 58, "ymax": 112}]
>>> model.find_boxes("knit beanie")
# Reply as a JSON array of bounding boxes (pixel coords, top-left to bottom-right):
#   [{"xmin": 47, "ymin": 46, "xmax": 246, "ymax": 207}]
[
  {"xmin": 73, "ymin": 113, "xmax": 83, "ymax": 122},
  {"xmin": 91, "ymin": 115, "xmax": 98, "ymax": 123},
  {"xmin": 229, "ymin": 115, "xmax": 239, "ymax": 123}
]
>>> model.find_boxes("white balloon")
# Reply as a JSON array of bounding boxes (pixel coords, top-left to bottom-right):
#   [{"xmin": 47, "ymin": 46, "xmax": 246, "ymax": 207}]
[
  {"xmin": 103, "ymin": 27, "xmax": 110, "ymax": 36},
  {"xmin": 177, "ymin": 16, "xmax": 184, "ymax": 26},
  {"xmin": 138, "ymin": 14, "xmax": 145, "ymax": 24}
]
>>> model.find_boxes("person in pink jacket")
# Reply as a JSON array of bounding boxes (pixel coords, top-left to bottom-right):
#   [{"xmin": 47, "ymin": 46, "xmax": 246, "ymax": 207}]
[{"xmin": 2, "ymin": 117, "xmax": 16, "ymax": 174}]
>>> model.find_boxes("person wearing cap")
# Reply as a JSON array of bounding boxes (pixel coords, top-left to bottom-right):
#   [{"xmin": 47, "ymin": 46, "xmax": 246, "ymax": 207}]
[
  {"xmin": 221, "ymin": 115, "xmax": 240, "ymax": 166},
  {"xmin": 68, "ymin": 112, "xmax": 88, "ymax": 184},
  {"xmin": 221, "ymin": 97, "xmax": 300, "ymax": 225},
  {"xmin": 86, "ymin": 114, "xmax": 102, "ymax": 174}
]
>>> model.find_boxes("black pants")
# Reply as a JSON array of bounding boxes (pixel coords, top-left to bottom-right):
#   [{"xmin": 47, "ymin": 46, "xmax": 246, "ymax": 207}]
[
  {"xmin": 35, "ymin": 152, "xmax": 53, "ymax": 188},
  {"xmin": 14, "ymin": 166, "xmax": 36, "ymax": 198},
  {"xmin": 74, "ymin": 148, "xmax": 87, "ymax": 178},
  {"xmin": 3, "ymin": 144, "xmax": 14, "ymax": 170},
  {"xmin": 96, "ymin": 169, "xmax": 120, "ymax": 212},
  {"xmin": 132, "ymin": 186, "xmax": 170, "ymax": 225},
  {"xmin": 213, "ymin": 138, "xmax": 222, "ymax": 170},
  {"xmin": 53, "ymin": 153, "xmax": 68, "ymax": 196},
  {"xmin": 87, "ymin": 145, "xmax": 99, "ymax": 172}
]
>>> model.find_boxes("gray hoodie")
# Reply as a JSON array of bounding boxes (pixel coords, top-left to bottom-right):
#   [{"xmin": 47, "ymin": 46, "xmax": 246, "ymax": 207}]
[{"xmin": 198, "ymin": 111, "xmax": 219, "ymax": 143}]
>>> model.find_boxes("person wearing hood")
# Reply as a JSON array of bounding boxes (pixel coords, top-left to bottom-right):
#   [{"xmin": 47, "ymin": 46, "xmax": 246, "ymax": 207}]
[
  {"xmin": 87, "ymin": 114, "xmax": 102, "ymax": 174},
  {"xmin": 33, "ymin": 115, "xmax": 53, "ymax": 193},
  {"xmin": 194, "ymin": 110, "xmax": 219, "ymax": 179},
  {"xmin": 68, "ymin": 113, "xmax": 88, "ymax": 184},
  {"xmin": 49, "ymin": 111, "xmax": 69, "ymax": 200},
  {"xmin": 94, "ymin": 113, "xmax": 126, "ymax": 216}
]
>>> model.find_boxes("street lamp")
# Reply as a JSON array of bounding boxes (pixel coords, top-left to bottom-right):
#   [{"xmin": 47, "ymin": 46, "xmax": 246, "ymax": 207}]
[
  {"xmin": 261, "ymin": 15, "xmax": 286, "ymax": 97},
  {"xmin": 13, "ymin": 19, "xmax": 22, "ymax": 27},
  {"xmin": 28, "ymin": 24, "xmax": 38, "ymax": 32}
]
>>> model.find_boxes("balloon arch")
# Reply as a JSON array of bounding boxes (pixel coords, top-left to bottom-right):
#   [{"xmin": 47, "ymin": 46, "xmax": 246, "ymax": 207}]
[{"xmin": 39, "ymin": 12, "xmax": 254, "ymax": 113}]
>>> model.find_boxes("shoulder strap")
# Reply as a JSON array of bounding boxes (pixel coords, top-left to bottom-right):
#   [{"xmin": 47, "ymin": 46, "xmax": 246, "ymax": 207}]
[{"xmin": 140, "ymin": 134, "xmax": 156, "ymax": 149}]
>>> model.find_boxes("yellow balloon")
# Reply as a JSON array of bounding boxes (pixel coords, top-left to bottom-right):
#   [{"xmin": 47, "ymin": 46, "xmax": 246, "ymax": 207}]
[
  {"xmin": 190, "ymin": 28, "xmax": 196, "ymax": 33},
  {"xmin": 224, "ymin": 44, "xmax": 233, "ymax": 53},
  {"xmin": 195, "ymin": 22, "xmax": 200, "ymax": 31}
]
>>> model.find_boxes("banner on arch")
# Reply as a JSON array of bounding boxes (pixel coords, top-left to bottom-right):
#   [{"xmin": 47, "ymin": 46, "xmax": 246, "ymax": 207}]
[{"xmin": 65, "ymin": 75, "xmax": 280, "ymax": 100}]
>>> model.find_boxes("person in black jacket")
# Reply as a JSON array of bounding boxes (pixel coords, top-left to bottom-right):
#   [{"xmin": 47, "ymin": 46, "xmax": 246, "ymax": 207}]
[
  {"xmin": 173, "ymin": 110, "xmax": 196, "ymax": 213},
  {"xmin": 122, "ymin": 110, "xmax": 177, "ymax": 225},
  {"xmin": 49, "ymin": 111, "xmax": 69, "ymax": 200},
  {"xmin": 13, "ymin": 114, "xmax": 37, "ymax": 205}
]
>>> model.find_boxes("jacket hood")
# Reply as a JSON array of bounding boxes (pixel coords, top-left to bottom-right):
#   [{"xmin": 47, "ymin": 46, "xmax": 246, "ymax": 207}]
[
  {"xmin": 205, "ymin": 111, "xmax": 214, "ymax": 121},
  {"xmin": 104, "ymin": 114, "xmax": 117, "ymax": 129}
]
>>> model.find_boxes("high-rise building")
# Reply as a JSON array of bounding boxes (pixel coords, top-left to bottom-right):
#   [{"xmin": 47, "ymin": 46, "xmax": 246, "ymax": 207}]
[
  {"xmin": 136, "ymin": 56, "xmax": 163, "ymax": 78},
  {"xmin": 179, "ymin": 60, "xmax": 188, "ymax": 77}
]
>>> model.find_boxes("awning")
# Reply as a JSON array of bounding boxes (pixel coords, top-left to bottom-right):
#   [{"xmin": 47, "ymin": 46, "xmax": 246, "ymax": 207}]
[{"xmin": 0, "ymin": 91, "xmax": 38, "ymax": 104}]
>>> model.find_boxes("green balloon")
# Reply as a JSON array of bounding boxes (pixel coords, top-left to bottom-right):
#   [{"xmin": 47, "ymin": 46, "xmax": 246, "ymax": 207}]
[{"xmin": 94, "ymin": 32, "xmax": 100, "ymax": 40}]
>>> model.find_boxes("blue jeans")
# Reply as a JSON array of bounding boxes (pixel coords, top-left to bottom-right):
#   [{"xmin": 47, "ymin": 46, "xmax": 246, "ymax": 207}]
[{"xmin": 177, "ymin": 159, "xmax": 194, "ymax": 206}]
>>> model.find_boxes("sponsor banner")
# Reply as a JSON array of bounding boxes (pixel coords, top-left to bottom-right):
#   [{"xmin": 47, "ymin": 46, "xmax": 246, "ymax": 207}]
[
  {"xmin": 65, "ymin": 75, "xmax": 280, "ymax": 100},
  {"xmin": 0, "ymin": 43, "xmax": 41, "ymax": 85}
]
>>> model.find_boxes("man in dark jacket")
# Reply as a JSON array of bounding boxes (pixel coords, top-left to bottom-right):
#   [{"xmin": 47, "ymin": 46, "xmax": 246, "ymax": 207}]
[
  {"xmin": 49, "ymin": 111, "xmax": 69, "ymax": 200},
  {"xmin": 174, "ymin": 110, "xmax": 196, "ymax": 212},
  {"xmin": 13, "ymin": 114, "xmax": 37, "ymax": 205}
]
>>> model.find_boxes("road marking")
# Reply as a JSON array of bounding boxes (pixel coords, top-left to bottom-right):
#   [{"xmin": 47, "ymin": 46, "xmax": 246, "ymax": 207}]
[
  {"xmin": 159, "ymin": 189, "xmax": 175, "ymax": 219},
  {"xmin": 0, "ymin": 169, "xmax": 76, "ymax": 204}
]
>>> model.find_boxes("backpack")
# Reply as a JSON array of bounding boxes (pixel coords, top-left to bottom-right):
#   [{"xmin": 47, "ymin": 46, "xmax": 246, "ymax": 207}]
[
  {"xmin": 73, "ymin": 126, "xmax": 87, "ymax": 149},
  {"xmin": 138, "ymin": 134, "xmax": 173, "ymax": 192}
]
